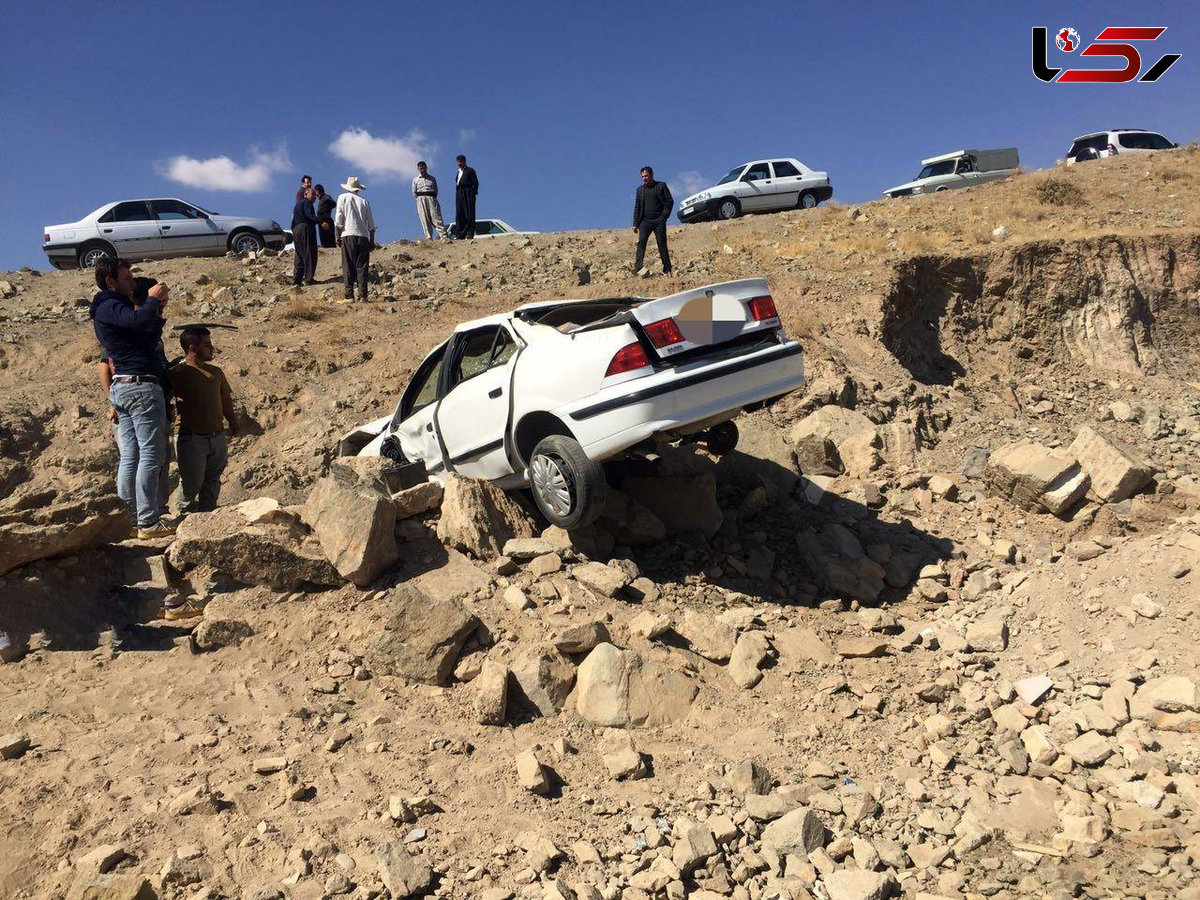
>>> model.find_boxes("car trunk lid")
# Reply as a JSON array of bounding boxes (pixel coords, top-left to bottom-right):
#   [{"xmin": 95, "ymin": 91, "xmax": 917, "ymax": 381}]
[{"xmin": 629, "ymin": 278, "xmax": 779, "ymax": 362}]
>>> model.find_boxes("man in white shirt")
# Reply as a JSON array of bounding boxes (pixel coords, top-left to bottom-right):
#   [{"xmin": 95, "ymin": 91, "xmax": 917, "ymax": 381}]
[
  {"xmin": 412, "ymin": 161, "xmax": 448, "ymax": 240},
  {"xmin": 334, "ymin": 176, "xmax": 377, "ymax": 301}
]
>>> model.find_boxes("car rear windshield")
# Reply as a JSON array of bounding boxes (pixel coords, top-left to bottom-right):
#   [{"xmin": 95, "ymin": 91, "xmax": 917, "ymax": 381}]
[
  {"xmin": 531, "ymin": 299, "xmax": 640, "ymax": 333},
  {"xmin": 916, "ymin": 160, "xmax": 956, "ymax": 179},
  {"xmin": 1069, "ymin": 135, "xmax": 1107, "ymax": 157}
]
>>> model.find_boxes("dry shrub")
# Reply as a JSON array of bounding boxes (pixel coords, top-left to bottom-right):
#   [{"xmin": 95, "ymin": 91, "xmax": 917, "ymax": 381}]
[
  {"xmin": 1035, "ymin": 179, "xmax": 1085, "ymax": 207},
  {"xmin": 277, "ymin": 297, "xmax": 328, "ymax": 322}
]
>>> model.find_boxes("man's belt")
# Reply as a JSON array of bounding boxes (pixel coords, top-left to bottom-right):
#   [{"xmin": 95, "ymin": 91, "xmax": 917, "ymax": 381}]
[
  {"xmin": 113, "ymin": 374, "xmax": 159, "ymax": 384},
  {"xmin": 415, "ymin": 192, "xmax": 437, "ymax": 197}
]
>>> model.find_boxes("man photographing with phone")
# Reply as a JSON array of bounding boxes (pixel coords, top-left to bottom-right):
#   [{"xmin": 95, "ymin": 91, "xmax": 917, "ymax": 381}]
[{"xmin": 89, "ymin": 257, "xmax": 176, "ymax": 540}]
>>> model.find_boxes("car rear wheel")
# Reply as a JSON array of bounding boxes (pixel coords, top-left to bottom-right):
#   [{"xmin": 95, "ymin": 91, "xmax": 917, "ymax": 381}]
[
  {"xmin": 705, "ymin": 421, "xmax": 739, "ymax": 457},
  {"xmin": 77, "ymin": 242, "xmax": 115, "ymax": 269},
  {"xmin": 798, "ymin": 191, "xmax": 819, "ymax": 210},
  {"xmin": 717, "ymin": 198, "xmax": 741, "ymax": 220},
  {"xmin": 529, "ymin": 435, "xmax": 607, "ymax": 529},
  {"xmin": 230, "ymin": 231, "xmax": 265, "ymax": 255}
]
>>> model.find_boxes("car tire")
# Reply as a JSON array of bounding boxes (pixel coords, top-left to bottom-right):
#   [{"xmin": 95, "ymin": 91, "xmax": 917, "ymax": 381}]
[
  {"xmin": 705, "ymin": 421, "xmax": 739, "ymax": 457},
  {"xmin": 529, "ymin": 435, "xmax": 607, "ymax": 529},
  {"xmin": 798, "ymin": 191, "xmax": 819, "ymax": 210},
  {"xmin": 717, "ymin": 198, "xmax": 741, "ymax": 220},
  {"xmin": 229, "ymin": 230, "xmax": 265, "ymax": 255},
  {"xmin": 77, "ymin": 242, "xmax": 115, "ymax": 269}
]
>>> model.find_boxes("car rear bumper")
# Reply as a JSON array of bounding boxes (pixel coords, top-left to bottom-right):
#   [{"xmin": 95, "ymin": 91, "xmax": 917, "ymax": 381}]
[
  {"xmin": 43, "ymin": 243, "xmax": 79, "ymax": 270},
  {"xmin": 558, "ymin": 340, "xmax": 805, "ymax": 461},
  {"xmin": 812, "ymin": 185, "xmax": 834, "ymax": 203}
]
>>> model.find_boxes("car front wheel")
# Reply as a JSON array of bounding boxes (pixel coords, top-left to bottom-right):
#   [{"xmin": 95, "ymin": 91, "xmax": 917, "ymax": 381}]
[
  {"xmin": 230, "ymin": 231, "xmax": 265, "ymax": 255},
  {"xmin": 529, "ymin": 435, "xmax": 607, "ymax": 529},
  {"xmin": 717, "ymin": 198, "xmax": 741, "ymax": 220}
]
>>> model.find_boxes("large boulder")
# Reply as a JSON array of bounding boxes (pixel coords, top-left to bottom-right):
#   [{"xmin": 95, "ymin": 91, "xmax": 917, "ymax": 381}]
[
  {"xmin": 621, "ymin": 469, "xmax": 723, "ymax": 538},
  {"xmin": 789, "ymin": 407, "xmax": 881, "ymax": 477},
  {"xmin": 304, "ymin": 467, "xmax": 398, "ymax": 587},
  {"xmin": 1068, "ymin": 426, "xmax": 1153, "ymax": 502},
  {"xmin": 509, "ymin": 648, "xmax": 576, "ymax": 717},
  {"xmin": 376, "ymin": 844, "xmax": 433, "ymax": 899},
  {"xmin": 576, "ymin": 642, "xmax": 698, "ymax": 728},
  {"xmin": 595, "ymin": 489, "xmax": 666, "ymax": 546},
  {"xmin": 985, "ymin": 442, "xmax": 1089, "ymax": 516},
  {"xmin": 437, "ymin": 475, "xmax": 537, "ymax": 558},
  {"xmin": 166, "ymin": 504, "xmax": 339, "ymax": 590},
  {"xmin": 794, "ymin": 523, "xmax": 886, "ymax": 604},
  {"xmin": 0, "ymin": 495, "xmax": 131, "ymax": 576},
  {"xmin": 370, "ymin": 584, "xmax": 479, "ymax": 685},
  {"xmin": 715, "ymin": 418, "xmax": 801, "ymax": 496}
]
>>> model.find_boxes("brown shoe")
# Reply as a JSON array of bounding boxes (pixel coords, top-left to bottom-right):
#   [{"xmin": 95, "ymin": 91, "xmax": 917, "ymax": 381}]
[
  {"xmin": 137, "ymin": 521, "xmax": 177, "ymax": 540},
  {"xmin": 161, "ymin": 600, "xmax": 203, "ymax": 621}
]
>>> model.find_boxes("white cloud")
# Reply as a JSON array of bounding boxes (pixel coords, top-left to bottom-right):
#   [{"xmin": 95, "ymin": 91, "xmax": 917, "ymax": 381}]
[
  {"xmin": 157, "ymin": 145, "xmax": 291, "ymax": 192},
  {"xmin": 328, "ymin": 127, "xmax": 434, "ymax": 182},
  {"xmin": 459, "ymin": 128, "xmax": 477, "ymax": 143},
  {"xmin": 670, "ymin": 170, "xmax": 708, "ymax": 199}
]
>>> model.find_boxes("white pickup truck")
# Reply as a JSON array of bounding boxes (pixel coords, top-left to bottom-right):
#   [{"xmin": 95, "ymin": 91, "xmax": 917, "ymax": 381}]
[
  {"xmin": 341, "ymin": 278, "xmax": 805, "ymax": 528},
  {"xmin": 882, "ymin": 148, "xmax": 1019, "ymax": 198}
]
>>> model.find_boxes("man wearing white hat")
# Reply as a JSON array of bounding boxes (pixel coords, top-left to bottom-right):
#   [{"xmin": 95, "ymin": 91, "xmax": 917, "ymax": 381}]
[{"xmin": 334, "ymin": 176, "xmax": 376, "ymax": 301}]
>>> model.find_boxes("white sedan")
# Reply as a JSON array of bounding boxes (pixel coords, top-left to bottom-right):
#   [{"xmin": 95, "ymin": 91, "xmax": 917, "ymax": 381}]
[
  {"xmin": 446, "ymin": 218, "xmax": 538, "ymax": 239},
  {"xmin": 42, "ymin": 198, "xmax": 288, "ymax": 269},
  {"xmin": 341, "ymin": 278, "xmax": 805, "ymax": 528},
  {"xmin": 678, "ymin": 158, "xmax": 833, "ymax": 223}
]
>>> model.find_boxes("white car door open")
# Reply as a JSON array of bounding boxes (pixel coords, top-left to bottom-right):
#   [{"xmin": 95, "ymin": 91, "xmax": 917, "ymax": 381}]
[
  {"xmin": 394, "ymin": 342, "xmax": 448, "ymax": 476},
  {"xmin": 435, "ymin": 326, "xmax": 519, "ymax": 480}
]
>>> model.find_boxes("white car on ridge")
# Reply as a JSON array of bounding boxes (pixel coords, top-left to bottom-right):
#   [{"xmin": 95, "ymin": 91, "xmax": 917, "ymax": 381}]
[
  {"xmin": 341, "ymin": 278, "xmax": 805, "ymax": 528},
  {"xmin": 678, "ymin": 158, "xmax": 833, "ymax": 223}
]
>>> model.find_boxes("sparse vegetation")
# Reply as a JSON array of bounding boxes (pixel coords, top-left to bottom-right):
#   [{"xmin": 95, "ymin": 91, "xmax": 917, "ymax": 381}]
[
  {"xmin": 1035, "ymin": 178, "xmax": 1086, "ymax": 207},
  {"xmin": 276, "ymin": 296, "xmax": 328, "ymax": 322}
]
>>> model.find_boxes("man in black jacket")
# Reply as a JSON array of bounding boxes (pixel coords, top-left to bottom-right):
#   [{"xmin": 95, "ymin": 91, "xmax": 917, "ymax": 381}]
[
  {"xmin": 314, "ymin": 185, "xmax": 337, "ymax": 248},
  {"xmin": 292, "ymin": 186, "xmax": 319, "ymax": 285},
  {"xmin": 633, "ymin": 166, "xmax": 673, "ymax": 275},
  {"xmin": 89, "ymin": 257, "xmax": 175, "ymax": 540},
  {"xmin": 454, "ymin": 154, "xmax": 479, "ymax": 239}
]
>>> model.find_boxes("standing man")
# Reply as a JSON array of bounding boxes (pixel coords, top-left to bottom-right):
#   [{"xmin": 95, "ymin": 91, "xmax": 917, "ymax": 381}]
[
  {"xmin": 633, "ymin": 166, "xmax": 673, "ymax": 275},
  {"xmin": 171, "ymin": 326, "xmax": 238, "ymax": 517},
  {"xmin": 291, "ymin": 185, "xmax": 318, "ymax": 286},
  {"xmin": 335, "ymin": 175, "xmax": 376, "ymax": 301},
  {"xmin": 454, "ymin": 155, "xmax": 479, "ymax": 239},
  {"xmin": 412, "ymin": 161, "xmax": 448, "ymax": 240},
  {"xmin": 295, "ymin": 174, "xmax": 312, "ymax": 205},
  {"xmin": 89, "ymin": 257, "xmax": 175, "ymax": 540},
  {"xmin": 315, "ymin": 184, "xmax": 337, "ymax": 248}
]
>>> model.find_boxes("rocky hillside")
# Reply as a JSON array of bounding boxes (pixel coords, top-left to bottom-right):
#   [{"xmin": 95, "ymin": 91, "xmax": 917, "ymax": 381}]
[{"xmin": 1, "ymin": 149, "xmax": 1200, "ymax": 900}]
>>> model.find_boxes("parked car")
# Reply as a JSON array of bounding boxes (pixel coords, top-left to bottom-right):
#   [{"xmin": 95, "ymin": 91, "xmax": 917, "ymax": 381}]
[
  {"xmin": 1065, "ymin": 129, "xmax": 1178, "ymax": 165},
  {"xmin": 882, "ymin": 148, "xmax": 1019, "ymax": 198},
  {"xmin": 42, "ymin": 198, "xmax": 289, "ymax": 269},
  {"xmin": 340, "ymin": 277, "xmax": 804, "ymax": 528},
  {"xmin": 678, "ymin": 159, "xmax": 832, "ymax": 223},
  {"xmin": 446, "ymin": 218, "xmax": 538, "ymax": 239}
]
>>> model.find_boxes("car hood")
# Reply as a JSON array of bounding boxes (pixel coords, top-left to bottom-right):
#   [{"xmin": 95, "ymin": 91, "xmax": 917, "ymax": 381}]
[
  {"xmin": 883, "ymin": 179, "xmax": 925, "ymax": 195},
  {"xmin": 682, "ymin": 184, "xmax": 733, "ymax": 206}
]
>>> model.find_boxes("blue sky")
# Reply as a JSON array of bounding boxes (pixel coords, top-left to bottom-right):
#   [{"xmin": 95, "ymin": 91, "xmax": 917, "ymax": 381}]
[{"xmin": 0, "ymin": 1, "xmax": 1195, "ymax": 271}]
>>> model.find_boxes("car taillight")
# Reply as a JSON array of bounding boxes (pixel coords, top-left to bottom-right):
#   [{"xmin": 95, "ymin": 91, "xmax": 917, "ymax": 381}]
[
  {"xmin": 1107, "ymin": 143, "xmax": 1118, "ymax": 155},
  {"xmin": 748, "ymin": 295, "xmax": 778, "ymax": 321},
  {"xmin": 605, "ymin": 341, "xmax": 650, "ymax": 377},
  {"xmin": 644, "ymin": 317, "xmax": 684, "ymax": 348}
]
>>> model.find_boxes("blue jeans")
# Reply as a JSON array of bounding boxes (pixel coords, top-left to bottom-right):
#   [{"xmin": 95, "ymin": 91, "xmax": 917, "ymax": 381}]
[
  {"xmin": 112, "ymin": 422, "xmax": 173, "ymax": 519},
  {"xmin": 110, "ymin": 382, "xmax": 167, "ymax": 528}
]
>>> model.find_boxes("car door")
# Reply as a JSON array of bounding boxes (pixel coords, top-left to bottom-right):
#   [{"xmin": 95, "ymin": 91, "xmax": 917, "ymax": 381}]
[
  {"xmin": 736, "ymin": 162, "xmax": 774, "ymax": 211},
  {"xmin": 96, "ymin": 201, "xmax": 162, "ymax": 259},
  {"xmin": 393, "ymin": 342, "xmax": 449, "ymax": 476},
  {"xmin": 770, "ymin": 160, "xmax": 803, "ymax": 208},
  {"xmin": 150, "ymin": 200, "xmax": 224, "ymax": 256},
  {"xmin": 435, "ymin": 325, "xmax": 520, "ymax": 480}
]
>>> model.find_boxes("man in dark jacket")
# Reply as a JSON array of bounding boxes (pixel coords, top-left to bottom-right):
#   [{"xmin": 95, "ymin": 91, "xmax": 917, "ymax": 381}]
[
  {"xmin": 454, "ymin": 154, "xmax": 479, "ymax": 239},
  {"xmin": 292, "ymin": 186, "xmax": 319, "ymax": 285},
  {"xmin": 89, "ymin": 257, "xmax": 174, "ymax": 540},
  {"xmin": 315, "ymin": 184, "xmax": 337, "ymax": 249},
  {"xmin": 633, "ymin": 166, "xmax": 673, "ymax": 275}
]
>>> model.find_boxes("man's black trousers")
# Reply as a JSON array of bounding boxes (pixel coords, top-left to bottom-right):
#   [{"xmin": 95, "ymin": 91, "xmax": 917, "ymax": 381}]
[
  {"xmin": 292, "ymin": 224, "xmax": 317, "ymax": 284},
  {"xmin": 341, "ymin": 235, "xmax": 371, "ymax": 299},
  {"xmin": 455, "ymin": 190, "xmax": 477, "ymax": 239},
  {"xmin": 635, "ymin": 218, "xmax": 671, "ymax": 273}
]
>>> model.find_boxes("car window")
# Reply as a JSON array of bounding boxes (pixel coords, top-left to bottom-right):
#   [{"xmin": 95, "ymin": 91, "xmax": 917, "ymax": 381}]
[
  {"xmin": 1118, "ymin": 133, "xmax": 1148, "ymax": 149},
  {"xmin": 475, "ymin": 221, "xmax": 494, "ymax": 235},
  {"xmin": 448, "ymin": 326, "xmax": 518, "ymax": 389},
  {"xmin": 716, "ymin": 166, "xmax": 744, "ymax": 186},
  {"xmin": 1146, "ymin": 133, "xmax": 1174, "ymax": 150},
  {"xmin": 151, "ymin": 200, "xmax": 206, "ymax": 220},
  {"xmin": 744, "ymin": 163, "xmax": 770, "ymax": 182},
  {"xmin": 956, "ymin": 157, "xmax": 975, "ymax": 173},
  {"xmin": 402, "ymin": 344, "xmax": 447, "ymax": 419},
  {"xmin": 916, "ymin": 160, "xmax": 956, "ymax": 179},
  {"xmin": 490, "ymin": 328, "xmax": 517, "ymax": 367},
  {"xmin": 100, "ymin": 201, "xmax": 152, "ymax": 223},
  {"xmin": 772, "ymin": 161, "xmax": 800, "ymax": 178}
]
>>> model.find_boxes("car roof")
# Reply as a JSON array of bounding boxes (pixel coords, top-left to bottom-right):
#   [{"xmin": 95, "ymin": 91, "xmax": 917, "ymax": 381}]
[
  {"xmin": 452, "ymin": 297, "xmax": 639, "ymax": 333},
  {"xmin": 1072, "ymin": 129, "xmax": 1159, "ymax": 141}
]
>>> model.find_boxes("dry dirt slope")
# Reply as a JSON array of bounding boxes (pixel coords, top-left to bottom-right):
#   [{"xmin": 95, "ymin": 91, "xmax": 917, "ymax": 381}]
[{"xmin": 0, "ymin": 151, "xmax": 1198, "ymax": 900}]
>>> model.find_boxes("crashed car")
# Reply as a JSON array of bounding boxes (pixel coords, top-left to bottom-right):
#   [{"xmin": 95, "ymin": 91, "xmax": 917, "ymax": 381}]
[{"xmin": 340, "ymin": 278, "xmax": 805, "ymax": 528}]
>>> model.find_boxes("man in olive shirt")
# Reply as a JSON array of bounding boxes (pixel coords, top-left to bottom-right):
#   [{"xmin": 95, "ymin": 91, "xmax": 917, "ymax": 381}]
[{"xmin": 171, "ymin": 326, "xmax": 239, "ymax": 515}]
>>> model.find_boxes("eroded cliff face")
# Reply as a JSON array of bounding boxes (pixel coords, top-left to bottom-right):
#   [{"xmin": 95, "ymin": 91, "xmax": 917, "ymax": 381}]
[{"xmin": 881, "ymin": 233, "xmax": 1200, "ymax": 383}]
